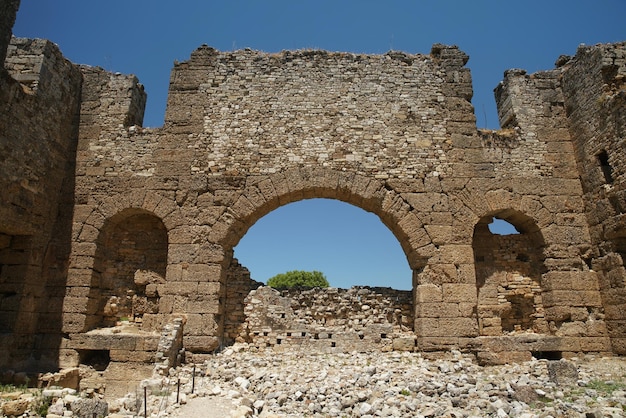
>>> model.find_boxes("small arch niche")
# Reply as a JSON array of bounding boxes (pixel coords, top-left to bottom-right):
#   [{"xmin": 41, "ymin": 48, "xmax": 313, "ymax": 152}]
[
  {"xmin": 473, "ymin": 211, "xmax": 547, "ymax": 336},
  {"xmin": 90, "ymin": 210, "xmax": 167, "ymax": 329}
]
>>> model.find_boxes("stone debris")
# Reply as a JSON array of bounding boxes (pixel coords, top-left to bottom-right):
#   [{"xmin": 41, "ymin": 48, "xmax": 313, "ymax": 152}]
[
  {"xmin": 157, "ymin": 347, "xmax": 625, "ymax": 417},
  {"xmin": 1, "ymin": 348, "xmax": 624, "ymax": 417}
]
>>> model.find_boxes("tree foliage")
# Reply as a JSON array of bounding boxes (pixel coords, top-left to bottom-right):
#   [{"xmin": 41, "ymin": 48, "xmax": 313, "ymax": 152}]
[{"xmin": 267, "ymin": 270, "xmax": 329, "ymax": 289}]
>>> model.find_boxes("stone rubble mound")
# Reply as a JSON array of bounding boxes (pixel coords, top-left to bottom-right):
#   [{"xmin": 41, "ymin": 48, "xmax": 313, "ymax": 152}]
[{"xmin": 149, "ymin": 345, "xmax": 625, "ymax": 418}]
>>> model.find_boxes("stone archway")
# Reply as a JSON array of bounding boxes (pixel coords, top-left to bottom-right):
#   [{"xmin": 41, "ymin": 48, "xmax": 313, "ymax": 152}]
[
  {"xmin": 223, "ymin": 197, "xmax": 415, "ymax": 349},
  {"xmin": 210, "ymin": 168, "xmax": 430, "ymax": 271},
  {"xmin": 208, "ymin": 168, "xmax": 432, "ymax": 349}
]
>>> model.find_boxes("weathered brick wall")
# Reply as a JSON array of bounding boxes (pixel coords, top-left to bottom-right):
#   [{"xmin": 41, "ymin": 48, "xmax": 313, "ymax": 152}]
[
  {"xmin": 561, "ymin": 42, "xmax": 626, "ymax": 353},
  {"xmin": 241, "ymin": 286, "xmax": 414, "ymax": 353},
  {"xmin": 0, "ymin": 37, "xmax": 82, "ymax": 370}
]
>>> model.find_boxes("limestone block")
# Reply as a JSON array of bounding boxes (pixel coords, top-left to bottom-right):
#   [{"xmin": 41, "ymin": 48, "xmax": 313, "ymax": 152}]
[
  {"xmin": 58, "ymin": 349, "xmax": 80, "ymax": 369},
  {"xmin": 556, "ymin": 321, "xmax": 586, "ymax": 337},
  {"xmin": 442, "ymin": 283, "xmax": 476, "ymax": 303},
  {"xmin": 77, "ymin": 223, "xmax": 99, "ymax": 242},
  {"xmin": 476, "ymin": 350, "xmax": 532, "ymax": 366},
  {"xmin": 610, "ymin": 338, "xmax": 626, "ymax": 355},
  {"xmin": 414, "ymin": 284, "xmax": 442, "ymax": 303},
  {"xmin": 602, "ymin": 304, "xmax": 626, "ymax": 320},
  {"xmin": 417, "ymin": 302, "xmax": 460, "ymax": 318},
  {"xmin": 577, "ymin": 336, "xmax": 612, "ymax": 352},
  {"xmin": 71, "ymin": 242, "xmax": 97, "ymax": 257},
  {"xmin": 436, "ymin": 244, "xmax": 475, "ymax": 264},
  {"xmin": 182, "ymin": 263, "xmax": 221, "ymax": 282},
  {"xmin": 65, "ymin": 269, "xmax": 93, "ymax": 287},
  {"xmin": 160, "ymin": 282, "xmax": 198, "ymax": 296},
  {"xmin": 579, "ymin": 290, "xmax": 603, "ymax": 307},
  {"xmin": 69, "ymin": 254, "xmax": 95, "ymax": 269},
  {"xmin": 168, "ymin": 243, "xmax": 199, "ymax": 264},
  {"xmin": 416, "ymin": 317, "xmax": 478, "ymax": 337},
  {"xmin": 392, "ymin": 336, "xmax": 416, "ymax": 352},
  {"xmin": 168, "ymin": 226, "xmax": 197, "ymax": 244},
  {"xmin": 197, "ymin": 281, "xmax": 221, "ymax": 295},
  {"xmin": 541, "ymin": 271, "xmax": 573, "ymax": 291},
  {"xmin": 424, "ymin": 225, "xmax": 452, "ymax": 245},
  {"xmin": 2, "ymin": 399, "xmax": 28, "ymax": 416},
  {"xmin": 109, "ymin": 349, "xmax": 154, "ymax": 363},
  {"xmin": 183, "ymin": 335, "xmax": 220, "ymax": 352},
  {"xmin": 187, "ymin": 296, "xmax": 221, "ymax": 314},
  {"xmin": 185, "ymin": 314, "xmax": 218, "ymax": 335},
  {"xmin": 543, "ymin": 306, "xmax": 572, "ymax": 322},
  {"xmin": 542, "ymin": 290, "xmax": 582, "ymax": 307}
]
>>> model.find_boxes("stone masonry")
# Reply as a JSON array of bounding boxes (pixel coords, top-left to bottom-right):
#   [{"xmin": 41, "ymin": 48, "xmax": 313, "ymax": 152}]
[{"xmin": 0, "ymin": 0, "xmax": 624, "ymax": 396}]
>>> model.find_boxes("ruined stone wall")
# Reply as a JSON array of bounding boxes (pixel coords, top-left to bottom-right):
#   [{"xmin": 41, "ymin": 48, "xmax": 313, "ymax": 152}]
[
  {"xmin": 163, "ymin": 45, "xmax": 474, "ymax": 179},
  {"xmin": 241, "ymin": 286, "xmax": 414, "ymax": 353},
  {"xmin": 61, "ymin": 42, "xmax": 615, "ymax": 364},
  {"xmin": 1, "ymin": 0, "xmax": 624, "ymax": 373},
  {"xmin": 0, "ymin": 36, "xmax": 82, "ymax": 370},
  {"xmin": 223, "ymin": 258, "xmax": 262, "ymax": 346},
  {"xmin": 561, "ymin": 42, "xmax": 626, "ymax": 353}
]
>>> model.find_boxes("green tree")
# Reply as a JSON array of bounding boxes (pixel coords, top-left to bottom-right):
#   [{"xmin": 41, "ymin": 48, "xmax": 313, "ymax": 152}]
[{"xmin": 267, "ymin": 270, "xmax": 329, "ymax": 289}]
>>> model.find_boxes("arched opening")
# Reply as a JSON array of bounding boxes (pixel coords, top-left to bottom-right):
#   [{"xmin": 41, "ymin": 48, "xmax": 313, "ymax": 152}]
[
  {"xmin": 224, "ymin": 198, "xmax": 414, "ymax": 350},
  {"xmin": 235, "ymin": 198, "xmax": 412, "ymax": 289},
  {"xmin": 89, "ymin": 210, "xmax": 167, "ymax": 330},
  {"xmin": 473, "ymin": 210, "xmax": 548, "ymax": 336}
]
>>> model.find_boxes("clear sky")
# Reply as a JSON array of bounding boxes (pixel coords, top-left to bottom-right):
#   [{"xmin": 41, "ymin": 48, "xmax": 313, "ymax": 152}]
[{"xmin": 12, "ymin": 1, "xmax": 625, "ymax": 289}]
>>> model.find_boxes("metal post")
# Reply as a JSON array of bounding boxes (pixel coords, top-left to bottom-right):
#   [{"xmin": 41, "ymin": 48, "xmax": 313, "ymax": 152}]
[
  {"xmin": 176, "ymin": 378, "xmax": 181, "ymax": 404},
  {"xmin": 144, "ymin": 386, "xmax": 147, "ymax": 418},
  {"xmin": 192, "ymin": 365, "xmax": 196, "ymax": 394}
]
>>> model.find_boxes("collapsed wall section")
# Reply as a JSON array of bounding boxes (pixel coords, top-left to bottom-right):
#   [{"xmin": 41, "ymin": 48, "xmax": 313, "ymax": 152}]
[{"xmin": 241, "ymin": 286, "xmax": 414, "ymax": 353}]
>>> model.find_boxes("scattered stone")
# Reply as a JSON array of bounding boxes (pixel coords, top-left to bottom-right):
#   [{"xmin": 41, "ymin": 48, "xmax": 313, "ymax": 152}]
[
  {"xmin": 547, "ymin": 359, "xmax": 579, "ymax": 385},
  {"xmin": 1, "ymin": 398, "xmax": 28, "ymax": 416},
  {"xmin": 69, "ymin": 398, "xmax": 108, "ymax": 418}
]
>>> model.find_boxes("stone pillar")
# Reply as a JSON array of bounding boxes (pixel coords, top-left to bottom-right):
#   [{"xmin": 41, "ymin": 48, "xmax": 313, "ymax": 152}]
[{"xmin": 414, "ymin": 244, "xmax": 479, "ymax": 351}]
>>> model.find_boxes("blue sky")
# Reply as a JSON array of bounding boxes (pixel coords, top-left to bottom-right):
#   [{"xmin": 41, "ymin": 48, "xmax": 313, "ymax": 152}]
[{"xmin": 12, "ymin": 1, "xmax": 625, "ymax": 289}]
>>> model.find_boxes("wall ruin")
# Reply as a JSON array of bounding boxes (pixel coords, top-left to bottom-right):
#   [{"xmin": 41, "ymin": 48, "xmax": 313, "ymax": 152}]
[
  {"xmin": 241, "ymin": 286, "xmax": 414, "ymax": 353},
  {"xmin": 0, "ymin": 0, "xmax": 624, "ymax": 393}
]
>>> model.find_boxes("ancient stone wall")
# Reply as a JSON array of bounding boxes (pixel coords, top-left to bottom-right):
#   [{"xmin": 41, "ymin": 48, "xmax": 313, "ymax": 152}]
[
  {"xmin": 0, "ymin": 0, "xmax": 624, "ymax": 378},
  {"xmin": 241, "ymin": 286, "xmax": 414, "ymax": 353},
  {"xmin": 59, "ymin": 41, "xmax": 619, "ymax": 366},
  {"xmin": 0, "ymin": 35, "xmax": 82, "ymax": 370},
  {"xmin": 561, "ymin": 42, "xmax": 626, "ymax": 353},
  {"xmin": 223, "ymin": 258, "xmax": 262, "ymax": 346}
]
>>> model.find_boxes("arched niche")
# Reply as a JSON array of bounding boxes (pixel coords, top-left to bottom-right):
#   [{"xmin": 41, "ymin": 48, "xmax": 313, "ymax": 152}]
[
  {"xmin": 89, "ymin": 208, "xmax": 168, "ymax": 330},
  {"xmin": 473, "ymin": 209, "xmax": 548, "ymax": 336}
]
